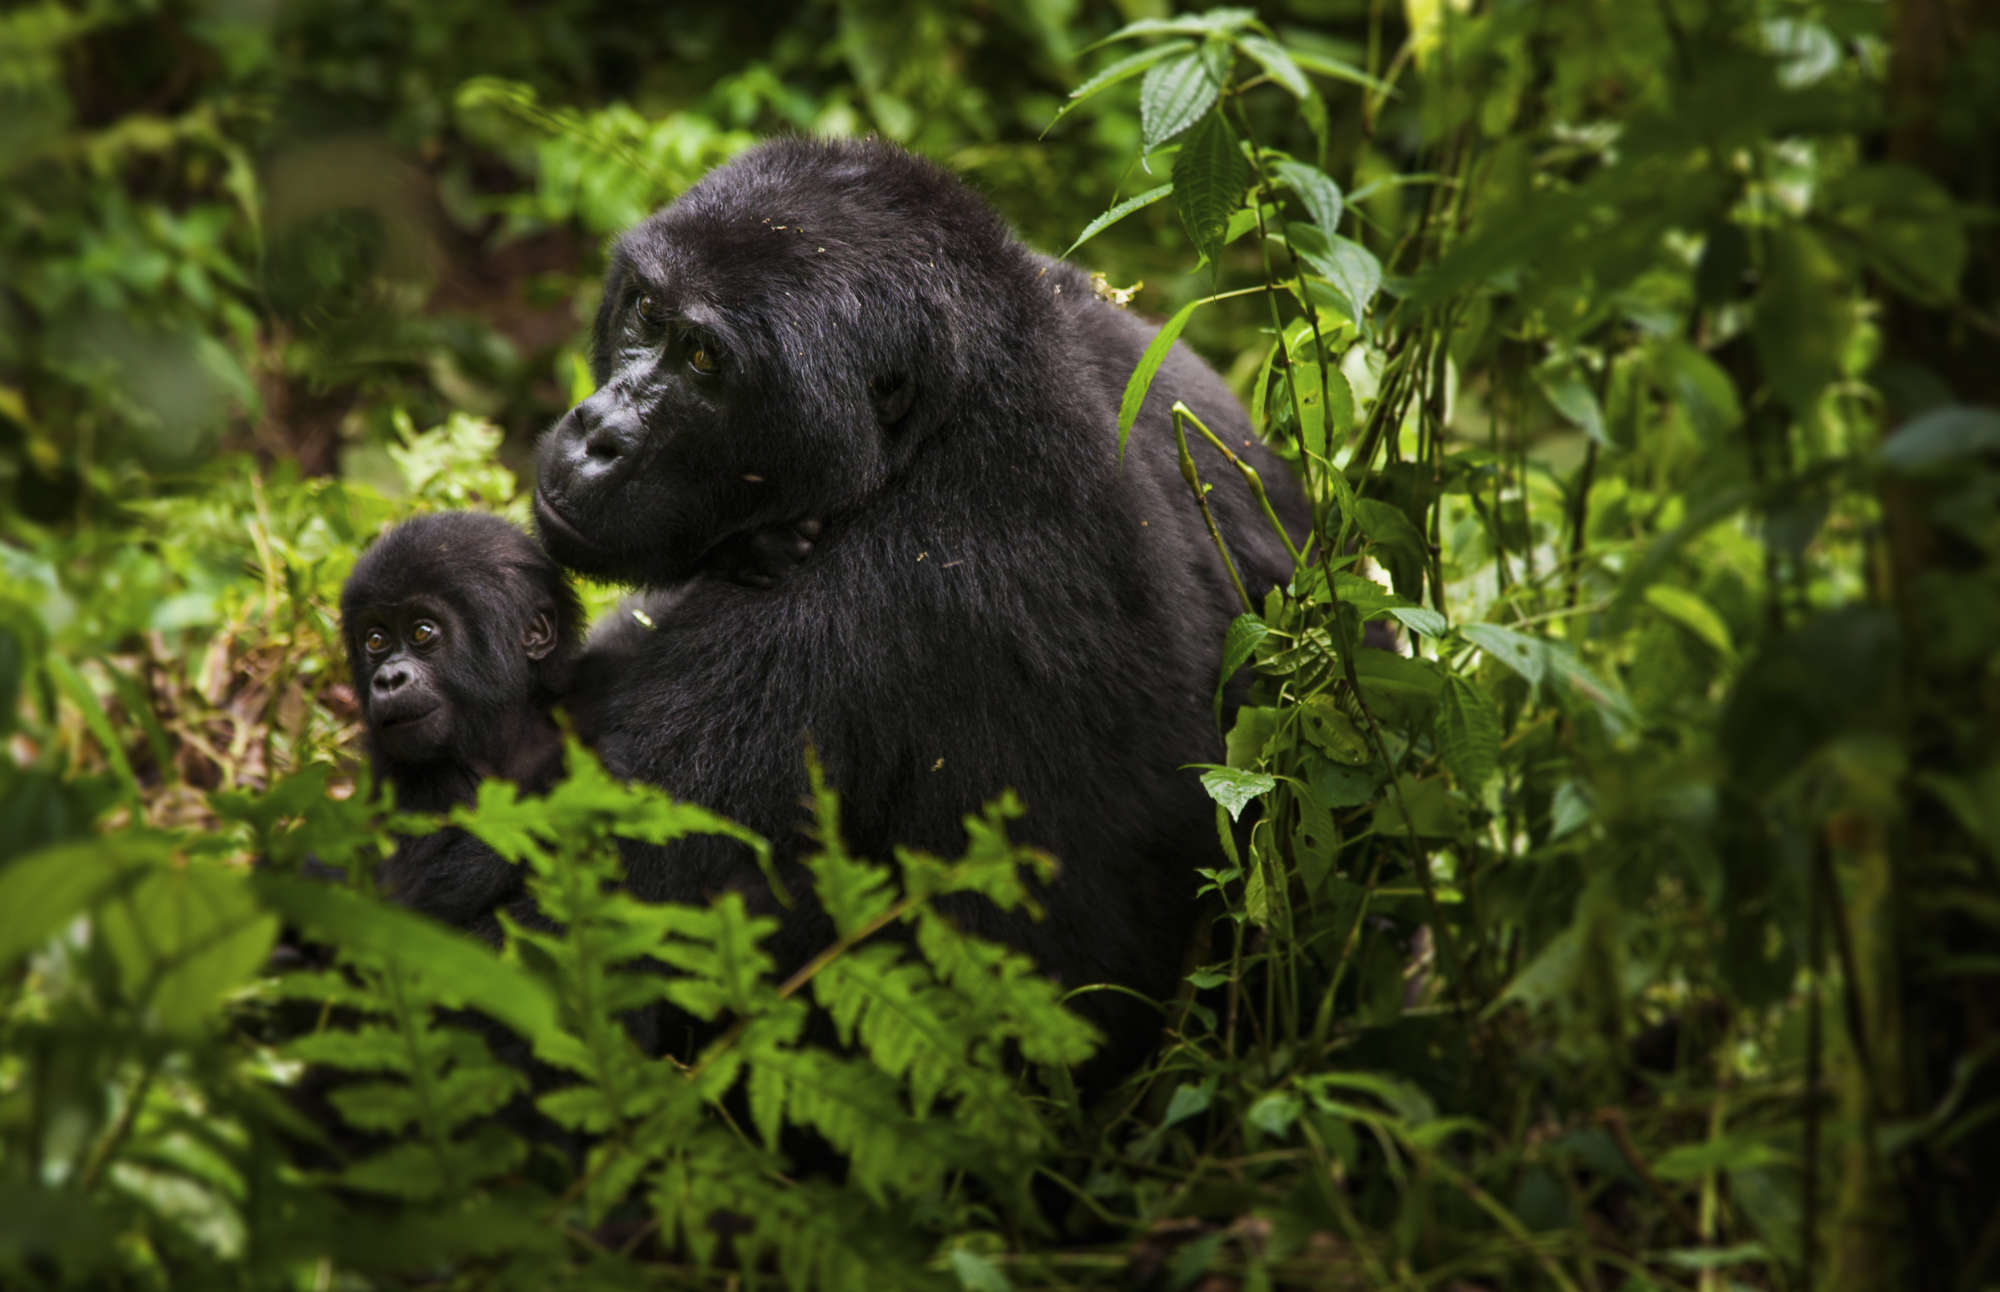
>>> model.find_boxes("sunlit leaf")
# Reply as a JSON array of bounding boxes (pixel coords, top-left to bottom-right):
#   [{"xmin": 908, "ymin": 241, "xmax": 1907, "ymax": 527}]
[{"xmin": 1140, "ymin": 47, "xmax": 1226, "ymax": 151}]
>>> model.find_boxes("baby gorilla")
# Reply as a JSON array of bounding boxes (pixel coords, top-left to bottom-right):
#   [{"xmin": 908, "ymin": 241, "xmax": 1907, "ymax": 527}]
[
  {"xmin": 340, "ymin": 511, "xmax": 582, "ymax": 941},
  {"xmin": 340, "ymin": 511, "xmax": 818, "ymax": 941}
]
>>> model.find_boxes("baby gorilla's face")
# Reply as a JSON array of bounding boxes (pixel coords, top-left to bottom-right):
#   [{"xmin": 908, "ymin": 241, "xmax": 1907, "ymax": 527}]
[{"xmin": 350, "ymin": 596, "xmax": 471, "ymax": 764}]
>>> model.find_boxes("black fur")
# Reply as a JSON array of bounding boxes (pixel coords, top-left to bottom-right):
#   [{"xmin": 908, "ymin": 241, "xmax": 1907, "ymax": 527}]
[
  {"xmin": 340, "ymin": 511, "xmax": 583, "ymax": 938},
  {"xmin": 534, "ymin": 137, "xmax": 1309, "ymax": 1075}
]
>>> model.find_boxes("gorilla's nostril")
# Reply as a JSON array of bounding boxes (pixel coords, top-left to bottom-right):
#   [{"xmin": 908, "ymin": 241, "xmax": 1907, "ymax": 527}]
[{"xmin": 584, "ymin": 431, "xmax": 622, "ymax": 462}]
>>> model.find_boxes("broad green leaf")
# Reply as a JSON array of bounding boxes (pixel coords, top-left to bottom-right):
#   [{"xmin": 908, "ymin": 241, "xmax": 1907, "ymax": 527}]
[
  {"xmin": 1063, "ymin": 182, "xmax": 1172, "ymax": 258},
  {"xmin": 1285, "ymin": 46, "xmax": 1397, "ymax": 95},
  {"xmin": 1093, "ymin": 9, "xmax": 1257, "ymax": 48},
  {"xmin": 1488, "ymin": 926, "xmax": 1581, "ymax": 1016},
  {"xmin": 1353, "ymin": 498, "xmax": 1425, "ymax": 597},
  {"xmin": 1762, "ymin": 17, "xmax": 1840, "ymax": 87},
  {"xmin": 1371, "ymin": 774, "xmax": 1468, "ymax": 839},
  {"xmin": 1246, "ymin": 1089, "xmax": 1303, "ymax": 1138},
  {"xmin": 1544, "ymin": 649, "xmax": 1639, "ymax": 737},
  {"xmin": 99, "ymin": 864, "xmax": 277, "ymax": 1034},
  {"xmin": 0, "ymin": 837, "xmax": 158, "ymax": 968},
  {"xmin": 1654, "ymin": 339, "xmax": 1743, "ymax": 439},
  {"xmin": 1287, "ymin": 223, "xmax": 1381, "ymax": 324},
  {"xmin": 1299, "ymin": 693, "xmax": 1370, "ymax": 765},
  {"xmin": 1549, "ymin": 779, "xmax": 1592, "ymax": 840},
  {"xmin": 1199, "ymin": 766, "xmax": 1277, "ymax": 821},
  {"xmin": 948, "ymin": 1248, "xmax": 1015, "ymax": 1292},
  {"xmin": 1240, "ymin": 35, "xmax": 1309, "ymax": 99},
  {"xmin": 1218, "ymin": 613, "xmax": 1270, "ymax": 682},
  {"xmin": 1172, "ymin": 112, "xmax": 1249, "ymax": 266},
  {"xmin": 1352, "ymin": 649, "xmax": 1444, "ymax": 727},
  {"xmin": 1273, "ymin": 158, "xmax": 1343, "ymax": 236},
  {"xmin": 1117, "ymin": 297, "xmax": 1201, "ymax": 454},
  {"xmin": 1534, "ymin": 356, "xmax": 1607, "ymax": 446},
  {"xmin": 1878, "ymin": 405, "xmax": 2000, "ymax": 474},
  {"xmin": 1046, "ymin": 41, "xmax": 1193, "ymax": 134},
  {"xmin": 1461, "ymin": 622, "xmax": 1549, "ymax": 689},
  {"xmin": 1652, "ymin": 1135, "xmax": 1791, "ymax": 1181},
  {"xmin": 1644, "ymin": 585, "xmax": 1736, "ymax": 658},
  {"xmin": 1388, "ymin": 604, "xmax": 1448, "ymax": 638},
  {"xmin": 1435, "ymin": 674, "xmax": 1500, "ymax": 791},
  {"xmin": 1140, "ymin": 48, "xmax": 1224, "ymax": 151},
  {"xmin": 1225, "ymin": 704, "xmax": 1280, "ymax": 768},
  {"xmin": 1214, "ymin": 613, "xmax": 1270, "ymax": 722}
]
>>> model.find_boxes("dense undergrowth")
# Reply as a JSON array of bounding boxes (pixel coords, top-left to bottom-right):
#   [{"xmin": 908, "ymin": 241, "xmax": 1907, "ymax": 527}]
[{"xmin": 3, "ymin": 1, "xmax": 1997, "ymax": 1288}]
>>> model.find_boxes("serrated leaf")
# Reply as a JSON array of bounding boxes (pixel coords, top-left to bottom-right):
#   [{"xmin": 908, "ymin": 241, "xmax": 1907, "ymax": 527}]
[
  {"xmin": 1063, "ymin": 182, "xmax": 1173, "ymax": 257},
  {"xmin": 1117, "ymin": 297, "xmax": 1201, "ymax": 455},
  {"xmin": 1140, "ymin": 48, "xmax": 1224, "ymax": 151},
  {"xmin": 1435, "ymin": 674, "xmax": 1500, "ymax": 791},
  {"xmin": 1173, "ymin": 112, "xmax": 1249, "ymax": 266},
  {"xmin": 1273, "ymin": 158, "xmax": 1343, "ymax": 236},
  {"xmin": 1298, "ymin": 694, "xmax": 1370, "ymax": 765},
  {"xmin": 1214, "ymin": 613, "xmax": 1271, "ymax": 722},
  {"xmin": 1219, "ymin": 614, "xmax": 1271, "ymax": 682},
  {"xmin": 1199, "ymin": 767, "xmax": 1277, "ymax": 821},
  {"xmin": 1049, "ymin": 40, "xmax": 1194, "ymax": 135}
]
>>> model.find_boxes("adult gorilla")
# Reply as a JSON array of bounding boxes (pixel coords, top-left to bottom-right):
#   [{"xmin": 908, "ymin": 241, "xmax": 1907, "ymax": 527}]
[{"xmin": 535, "ymin": 137, "xmax": 1309, "ymax": 1074}]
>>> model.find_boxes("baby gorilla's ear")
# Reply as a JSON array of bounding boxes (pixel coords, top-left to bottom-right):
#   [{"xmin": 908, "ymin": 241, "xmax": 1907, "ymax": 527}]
[{"xmin": 523, "ymin": 610, "xmax": 558, "ymax": 660}]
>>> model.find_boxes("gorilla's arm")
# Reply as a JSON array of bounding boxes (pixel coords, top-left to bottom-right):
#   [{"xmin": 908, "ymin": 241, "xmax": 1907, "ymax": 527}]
[{"xmin": 376, "ymin": 828, "xmax": 526, "ymax": 940}]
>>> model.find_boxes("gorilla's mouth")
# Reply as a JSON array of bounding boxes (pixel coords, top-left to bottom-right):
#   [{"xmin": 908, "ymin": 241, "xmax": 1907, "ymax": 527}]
[
  {"xmin": 532, "ymin": 490, "xmax": 607, "ymax": 555},
  {"xmin": 376, "ymin": 706, "xmax": 438, "ymax": 731}
]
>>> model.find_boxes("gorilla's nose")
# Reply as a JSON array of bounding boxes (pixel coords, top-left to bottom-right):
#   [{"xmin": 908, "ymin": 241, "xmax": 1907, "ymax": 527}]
[
  {"xmin": 372, "ymin": 660, "xmax": 410, "ymax": 696},
  {"xmin": 552, "ymin": 393, "xmax": 644, "ymax": 485}
]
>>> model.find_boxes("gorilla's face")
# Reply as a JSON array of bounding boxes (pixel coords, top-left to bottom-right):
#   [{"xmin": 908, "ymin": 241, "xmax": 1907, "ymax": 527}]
[
  {"xmin": 534, "ymin": 177, "xmax": 924, "ymax": 586},
  {"xmin": 341, "ymin": 512, "xmax": 577, "ymax": 774}
]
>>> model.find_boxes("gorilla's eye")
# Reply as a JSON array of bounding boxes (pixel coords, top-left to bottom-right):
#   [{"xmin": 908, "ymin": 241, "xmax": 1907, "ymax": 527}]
[
  {"xmin": 687, "ymin": 338, "xmax": 721, "ymax": 376},
  {"xmin": 635, "ymin": 294, "xmax": 668, "ymax": 328},
  {"xmin": 364, "ymin": 628, "xmax": 389, "ymax": 654},
  {"xmin": 410, "ymin": 620, "xmax": 440, "ymax": 647}
]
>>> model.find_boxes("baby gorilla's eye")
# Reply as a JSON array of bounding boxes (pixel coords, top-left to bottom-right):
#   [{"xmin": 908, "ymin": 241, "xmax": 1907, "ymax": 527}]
[
  {"xmin": 635, "ymin": 293, "xmax": 668, "ymax": 327},
  {"xmin": 364, "ymin": 628, "xmax": 389, "ymax": 654},
  {"xmin": 410, "ymin": 620, "xmax": 440, "ymax": 646},
  {"xmin": 687, "ymin": 337, "xmax": 721, "ymax": 376}
]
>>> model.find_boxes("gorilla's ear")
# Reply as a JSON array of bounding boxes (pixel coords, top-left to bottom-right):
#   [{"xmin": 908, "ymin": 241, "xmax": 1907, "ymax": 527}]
[
  {"xmin": 869, "ymin": 373, "xmax": 915, "ymax": 427},
  {"xmin": 523, "ymin": 611, "xmax": 558, "ymax": 661}
]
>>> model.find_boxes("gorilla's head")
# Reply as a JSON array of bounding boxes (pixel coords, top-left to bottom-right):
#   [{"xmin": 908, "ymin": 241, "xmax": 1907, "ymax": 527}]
[
  {"xmin": 341, "ymin": 512, "xmax": 581, "ymax": 772},
  {"xmin": 532, "ymin": 137, "xmax": 1023, "ymax": 584}
]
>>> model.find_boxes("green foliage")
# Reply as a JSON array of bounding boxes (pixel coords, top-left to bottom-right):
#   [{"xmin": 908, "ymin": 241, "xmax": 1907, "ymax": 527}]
[{"xmin": 4, "ymin": 0, "xmax": 1998, "ymax": 1287}]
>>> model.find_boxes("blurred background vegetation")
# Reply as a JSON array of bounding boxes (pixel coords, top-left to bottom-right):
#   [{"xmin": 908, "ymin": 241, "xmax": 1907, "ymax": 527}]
[{"xmin": 3, "ymin": 0, "xmax": 1998, "ymax": 1288}]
